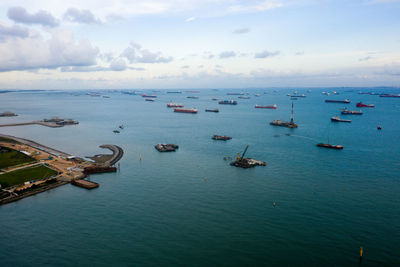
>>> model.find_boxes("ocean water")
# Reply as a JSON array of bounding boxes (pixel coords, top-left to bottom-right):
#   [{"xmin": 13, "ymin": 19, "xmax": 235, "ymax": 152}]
[{"xmin": 0, "ymin": 88, "xmax": 399, "ymax": 266}]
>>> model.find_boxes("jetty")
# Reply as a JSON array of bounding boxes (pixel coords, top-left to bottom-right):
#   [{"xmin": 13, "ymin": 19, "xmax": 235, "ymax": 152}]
[
  {"xmin": 71, "ymin": 179, "xmax": 99, "ymax": 189},
  {"xmin": 0, "ymin": 117, "xmax": 79, "ymax": 128}
]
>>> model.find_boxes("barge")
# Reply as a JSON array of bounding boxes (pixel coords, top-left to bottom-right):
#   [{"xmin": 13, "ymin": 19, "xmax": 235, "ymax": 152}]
[
  {"xmin": 155, "ymin": 144, "xmax": 179, "ymax": 152},
  {"xmin": 174, "ymin": 108, "xmax": 198, "ymax": 113},
  {"xmin": 325, "ymin": 99, "xmax": 350, "ymax": 104}
]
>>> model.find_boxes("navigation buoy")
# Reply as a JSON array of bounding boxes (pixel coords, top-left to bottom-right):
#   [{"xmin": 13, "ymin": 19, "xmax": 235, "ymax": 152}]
[
  {"xmin": 360, "ymin": 246, "xmax": 363, "ymax": 263},
  {"xmin": 139, "ymin": 154, "xmax": 142, "ymax": 160},
  {"xmin": 273, "ymin": 202, "xmax": 276, "ymax": 207}
]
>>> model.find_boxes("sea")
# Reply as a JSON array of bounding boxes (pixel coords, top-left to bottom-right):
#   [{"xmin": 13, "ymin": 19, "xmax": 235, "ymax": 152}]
[{"xmin": 0, "ymin": 88, "xmax": 399, "ymax": 266}]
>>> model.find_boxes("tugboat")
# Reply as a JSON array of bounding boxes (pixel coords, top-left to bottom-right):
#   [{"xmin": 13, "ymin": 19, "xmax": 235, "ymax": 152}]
[
  {"xmin": 212, "ymin": 135, "xmax": 232, "ymax": 141},
  {"xmin": 377, "ymin": 125, "xmax": 382, "ymax": 130},
  {"xmin": 167, "ymin": 103, "xmax": 184, "ymax": 108},
  {"xmin": 325, "ymin": 99, "xmax": 350, "ymax": 104},
  {"xmin": 230, "ymin": 145, "xmax": 266, "ymax": 168},
  {"xmin": 205, "ymin": 108, "xmax": 219, "ymax": 112},
  {"xmin": 341, "ymin": 109, "xmax": 363, "ymax": 115},
  {"xmin": 113, "ymin": 130, "xmax": 120, "ymax": 133},
  {"xmin": 155, "ymin": 144, "xmax": 179, "ymax": 152},
  {"xmin": 270, "ymin": 102, "xmax": 298, "ymax": 128},
  {"xmin": 356, "ymin": 102, "xmax": 375, "ymax": 108},
  {"xmin": 331, "ymin": 116, "xmax": 351, "ymax": 122},
  {"xmin": 219, "ymin": 99, "xmax": 238, "ymax": 105},
  {"xmin": 255, "ymin": 104, "xmax": 277, "ymax": 109},
  {"xmin": 174, "ymin": 108, "xmax": 198, "ymax": 114}
]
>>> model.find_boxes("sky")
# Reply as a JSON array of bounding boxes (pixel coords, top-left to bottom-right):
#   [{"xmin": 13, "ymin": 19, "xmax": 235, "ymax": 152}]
[{"xmin": 0, "ymin": 0, "xmax": 399, "ymax": 89}]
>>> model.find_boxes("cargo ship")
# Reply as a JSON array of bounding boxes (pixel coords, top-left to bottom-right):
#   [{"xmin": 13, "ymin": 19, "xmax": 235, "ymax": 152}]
[
  {"xmin": 141, "ymin": 94, "xmax": 157, "ymax": 98},
  {"xmin": 379, "ymin": 94, "xmax": 400, "ymax": 98},
  {"xmin": 227, "ymin": 93, "xmax": 244, "ymax": 95},
  {"xmin": 255, "ymin": 104, "xmax": 277, "ymax": 109},
  {"xmin": 218, "ymin": 99, "xmax": 237, "ymax": 105},
  {"xmin": 174, "ymin": 108, "xmax": 198, "ymax": 113},
  {"xmin": 167, "ymin": 103, "xmax": 184, "ymax": 108},
  {"xmin": 145, "ymin": 98, "xmax": 155, "ymax": 102},
  {"xmin": 316, "ymin": 143, "xmax": 343, "ymax": 149},
  {"xmin": 331, "ymin": 116, "xmax": 351, "ymax": 122},
  {"xmin": 212, "ymin": 135, "xmax": 232, "ymax": 141},
  {"xmin": 290, "ymin": 94, "xmax": 306, "ymax": 98},
  {"xmin": 187, "ymin": 96, "xmax": 199, "ymax": 99},
  {"xmin": 325, "ymin": 99, "xmax": 350, "ymax": 103},
  {"xmin": 270, "ymin": 102, "xmax": 298, "ymax": 128},
  {"xmin": 205, "ymin": 108, "xmax": 219, "ymax": 112},
  {"xmin": 356, "ymin": 102, "xmax": 375, "ymax": 108},
  {"xmin": 341, "ymin": 109, "xmax": 362, "ymax": 115}
]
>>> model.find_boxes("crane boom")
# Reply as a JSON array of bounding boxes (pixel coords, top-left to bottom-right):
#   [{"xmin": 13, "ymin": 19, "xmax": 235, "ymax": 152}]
[{"xmin": 241, "ymin": 145, "xmax": 249, "ymax": 159}]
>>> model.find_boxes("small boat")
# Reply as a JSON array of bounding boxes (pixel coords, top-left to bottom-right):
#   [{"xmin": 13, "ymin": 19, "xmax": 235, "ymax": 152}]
[
  {"xmin": 255, "ymin": 104, "xmax": 277, "ymax": 109},
  {"xmin": 238, "ymin": 96, "xmax": 250, "ymax": 99},
  {"xmin": 187, "ymin": 96, "xmax": 199, "ymax": 99},
  {"xmin": 377, "ymin": 125, "xmax": 382, "ymax": 130},
  {"xmin": 119, "ymin": 125, "xmax": 124, "ymax": 129},
  {"xmin": 102, "ymin": 95, "xmax": 111, "ymax": 98},
  {"xmin": 205, "ymin": 108, "xmax": 219, "ymax": 112},
  {"xmin": 113, "ymin": 130, "xmax": 120, "ymax": 133},
  {"xmin": 291, "ymin": 94, "xmax": 306, "ymax": 98},
  {"xmin": 174, "ymin": 108, "xmax": 198, "ymax": 114},
  {"xmin": 316, "ymin": 143, "xmax": 343, "ymax": 149},
  {"xmin": 167, "ymin": 91, "xmax": 182, "ymax": 94},
  {"xmin": 185, "ymin": 90, "xmax": 200, "ymax": 93},
  {"xmin": 356, "ymin": 102, "xmax": 374, "ymax": 108},
  {"xmin": 254, "ymin": 94, "xmax": 260, "ymax": 97},
  {"xmin": 331, "ymin": 116, "xmax": 351, "ymax": 122},
  {"xmin": 325, "ymin": 99, "xmax": 350, "ymax": 104},
  {"xmin": 155, "ymin": 144, "xmax": 179, "ymax": 152},
  {"xmin": 218, "ymin": 99, "xmax": 237, "ymax": 105},
  {"xmin": 212, "ymin": 135, "xmax": 232, "ymax": 141},
  {"xmin": 211, "ymin": 98, "xmax": 219, "ymax": 101},
  {"xmin": 167, "ymin": 103, "xmax": 184, "ymax": 108},
  {"xmin": 341, "ymin": 109, "xmax": 363, "ymax": 115},
  {"xmin": 145, "ymin": 98, "xmax": 155, "ymax": 102}
]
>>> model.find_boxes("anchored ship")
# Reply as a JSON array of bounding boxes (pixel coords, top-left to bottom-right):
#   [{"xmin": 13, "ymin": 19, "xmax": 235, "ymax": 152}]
[
  {"xmin": 174, "ymin": 108, "xmax": 198, "ymax": 114},
  {"xmin": 205, "ymin": 108, "xmax": 219, "ymax": 112},
  {"xmin": 341, "ymin": 109, "xmax": 362, "ymax": 115},
  {"xmin": 218, "ymin": 99, "xmax": 238, "ymax": 105},
  {"xmin": 331, "ymin": 116, "xmax": 351, "ymax": 122},
  {"xmin": 325, "ymin": 99, "xmax": 350, "ymax": 104},
  {"xmin": 212, "ymin": 135, "xmax": 232, "ymax": 141},
  {"xmin": 167, "ymin": 103, "xmax": 184, "ymax": 108},
  {"xmin": 255, "ymin": 104, "xmax": 277, "ymax": 109},
  {"xmin": 356, "ymin": 102, "xmax": 375, "ymax": 108}
]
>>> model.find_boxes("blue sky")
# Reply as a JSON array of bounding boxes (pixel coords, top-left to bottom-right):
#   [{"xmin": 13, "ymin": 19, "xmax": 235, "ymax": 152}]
[{"xmin": 0, "ymin": 0, "xmax": 399, "ymax": 89}]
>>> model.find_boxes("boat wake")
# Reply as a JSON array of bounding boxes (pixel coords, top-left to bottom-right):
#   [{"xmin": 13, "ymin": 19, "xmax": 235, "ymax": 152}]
[{"xmin": 289, "ymin": 134, "xmax": 319, "ymax": 142}]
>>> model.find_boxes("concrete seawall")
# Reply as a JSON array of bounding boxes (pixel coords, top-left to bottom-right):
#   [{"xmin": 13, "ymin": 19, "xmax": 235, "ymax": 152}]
[
  {"xmin": 0, "ymin": 121, "xmax": 63, "ymax": 128},
  {"xmin": 99, "ymin": 144, "xmax": 124, "ymax": 166}
]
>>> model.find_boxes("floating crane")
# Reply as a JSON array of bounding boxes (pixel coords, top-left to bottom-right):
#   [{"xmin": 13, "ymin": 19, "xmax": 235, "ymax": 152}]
[{"xmin": 230, "ymin": 145, "xmax": 266, "ymax": 168}]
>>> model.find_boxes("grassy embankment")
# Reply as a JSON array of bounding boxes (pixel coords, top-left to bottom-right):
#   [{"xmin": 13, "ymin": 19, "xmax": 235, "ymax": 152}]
[
  {"xmin": 0, "ymin": 147, "xmax": 36, "ymax": 169},
  {"xmin": 0, "ymin": 165, "xmax": 58, "ymax": 188}
]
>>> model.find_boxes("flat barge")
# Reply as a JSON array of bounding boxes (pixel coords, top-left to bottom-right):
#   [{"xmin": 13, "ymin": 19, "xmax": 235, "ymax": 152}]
[
  {"xmin": 71, "ymin": 179, "xmax": 99, "ymax": 189},
  {"xmin": 325, "ymin": 99, "xmax": 350, "ymax": 104}
]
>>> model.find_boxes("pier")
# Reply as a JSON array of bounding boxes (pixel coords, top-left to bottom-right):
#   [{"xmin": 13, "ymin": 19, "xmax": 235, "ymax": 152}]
[{"xmin": 71, "ymin": 179, "xmax": 99, "ymax": 189}]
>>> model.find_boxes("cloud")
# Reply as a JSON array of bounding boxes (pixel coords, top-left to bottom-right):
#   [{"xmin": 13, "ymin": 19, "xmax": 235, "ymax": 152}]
[
  {"xmin": 0, "ymin": 24, "xmax": 29, "ymax": 41},
  {"xmin": 295, "ymin": 51, "xmax": 304, "ymax": 56},
  {"xmin": 0, "ymin": 28, "xmax": 99, "ymax": 72},
  {"xmin": 121, "ymin": 42, "xmax": 173, "ymax": 63},
  {"xmin": 383, "ymin": 63, "xmax": 400, "ymax": 76},
  {"xmin": 219, "ymin": 51, "xmax": 236, "ymax": 58},
  {"xmin": 7, "ymin": 7, "xmax": 59, "ymax": 27},
  {"xmin": 254, "ymin": 50, "xmax": 280, "ymax": 58},
  {"xmin": 233, "ymin": 27, "xmax": 250, "ymax": 34},
  {"xmin": 60, "ymin": 64, "xmax": 145, "ymax": 72},
  {"xmin": 359, "ymin": 56, "xmax": 372, "ymax": 62},
  {"xmin": 181, "ymin": 65, "xmax": 190, "ymax": 69},
  {"xmin": 64, "ymin": 8, "xmax": 101, "ymax": 24},
  {"xmin": 185, "ymin": 17, "xmax": 196, "ymax": 22}
]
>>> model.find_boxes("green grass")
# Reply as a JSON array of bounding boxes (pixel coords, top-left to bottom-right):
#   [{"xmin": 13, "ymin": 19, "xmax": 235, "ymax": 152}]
[
  {"xmin": 0, "ymin": 165, "xmax": 58, "ymax": 188},
  {"xmin": 0, "ymin": 147, "xmax": 36, "ymax": 169},
  {"xmin": 0, "ymin": 137, "xmax": 20, "ymax": 144}
]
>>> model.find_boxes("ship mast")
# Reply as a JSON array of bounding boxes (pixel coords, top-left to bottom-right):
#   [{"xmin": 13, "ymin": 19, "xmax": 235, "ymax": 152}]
[{"xmin": 290, "ymin": 102, "xmax": 294, "ymax": 123}]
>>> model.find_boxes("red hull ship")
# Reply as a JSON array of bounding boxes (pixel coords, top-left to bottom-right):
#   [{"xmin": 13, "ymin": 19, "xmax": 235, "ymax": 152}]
[
  {"xmin": 356, "ymin": 102, "xmax": 374, "ymax": 108},
  {"xmin": 174, "ymin": 108, "xmax": 198, "ymax": 114}
]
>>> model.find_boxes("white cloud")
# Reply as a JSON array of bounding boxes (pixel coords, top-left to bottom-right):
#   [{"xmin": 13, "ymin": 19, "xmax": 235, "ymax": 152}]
[
  {"xmin": 0, "ymin": 23, "xmax": 30, "ymax": 41},
  {"xmin": 185, "ymin": 16, "xmax": 196, "ymax": 22},
  {"xmin": 7, "ymin": 6, "xmax": 59, "ymax": 27},
  {"xmin": 233, "ymin": 27, "xmax": 251, "ymax": 34},
  {"xmin": 0, "ymin": 26, "xmax": 98, "ymax": 71},
  {"xmin": 254, "ymin": 50, "xmax": 280, "ymax": 58},
  {"xmin": 219, "ymin": 51, "xmax": 236, "ymax": 58},
  {"xmin": 64, "ymin": 8, "xmax": 101, "ymax": 24},
  {"xmin": 121, "ymin": 42, "xmax": 173, "ymax": 63}
]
